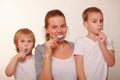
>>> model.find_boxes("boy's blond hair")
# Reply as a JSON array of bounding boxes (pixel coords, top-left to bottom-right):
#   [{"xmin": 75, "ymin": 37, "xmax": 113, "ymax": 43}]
[
  {"xmin": 14, "ymin": 28, "xmax": 35, "ymax": 52},
  {"xmin": 82, "ymin": 7, "xmax": 103, "ymax": 21}
]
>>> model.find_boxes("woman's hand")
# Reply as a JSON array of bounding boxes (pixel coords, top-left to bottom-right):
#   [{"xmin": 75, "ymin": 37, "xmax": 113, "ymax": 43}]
[{"xmin": 45, "ymin": 39, "xmax": 57, "ymax": 57}]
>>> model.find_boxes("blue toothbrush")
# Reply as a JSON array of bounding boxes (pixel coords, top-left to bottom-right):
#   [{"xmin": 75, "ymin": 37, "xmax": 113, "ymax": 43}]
[{"xmin": 24, "ymin": 49, "xmax": 26, "ymax": 54}]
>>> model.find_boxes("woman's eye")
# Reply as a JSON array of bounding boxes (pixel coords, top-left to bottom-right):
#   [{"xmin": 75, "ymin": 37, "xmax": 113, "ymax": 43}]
[
  {"xmin": 61, "ymin": 25, "xmax": 66, "ymax": 28},
  {"xmin": 52, "ymin": 26, "xmax": 57, "ymax": 29}
]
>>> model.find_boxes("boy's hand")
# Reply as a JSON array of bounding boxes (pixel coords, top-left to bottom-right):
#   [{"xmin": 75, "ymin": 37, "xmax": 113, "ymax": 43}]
[
  {"xmin": 17, "ymin": 51, "xmax": 26, "ymax": 61},
  {"xmin": 98, "ymin": 31, "xmax": 106, "ymax": 44}
]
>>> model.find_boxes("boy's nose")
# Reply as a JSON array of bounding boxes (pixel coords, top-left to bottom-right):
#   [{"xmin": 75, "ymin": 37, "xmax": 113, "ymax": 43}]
[
  {"xmin": 25, "ymin": 42, "xmax": 28, "ymax": 46},
  {"xmin": 98, "ymin": 22, "xmax": 102, "ymax": 27}
]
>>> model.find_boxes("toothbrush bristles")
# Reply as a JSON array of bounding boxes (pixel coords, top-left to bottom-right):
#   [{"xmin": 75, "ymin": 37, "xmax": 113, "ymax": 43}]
[
  {"xmin": 57, "ymin": 34, "xmax": 64, "ymax": 40},
  {"xmin": 24, "ymin": 49, "xmax": 26, "ymax": 53}
]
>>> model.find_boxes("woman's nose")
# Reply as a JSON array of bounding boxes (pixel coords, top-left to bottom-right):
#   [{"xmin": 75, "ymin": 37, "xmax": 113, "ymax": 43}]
[{"xmin": 57, "ymin": 27, "xmax": 62, "ymax": 32}]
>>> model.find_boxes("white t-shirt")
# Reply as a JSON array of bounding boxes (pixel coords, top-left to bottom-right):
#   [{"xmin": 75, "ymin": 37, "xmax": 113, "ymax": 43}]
[
  {"xmin": 15, "ymin": 55, "xmax": 36, "ymax": 80},
  {"xmin": 51, "ymin": 55, "xmax": 77, "ymax": 80},
  {"xmin": 74, "ymin": 36, "xmax": 114, "ymax": 80}
]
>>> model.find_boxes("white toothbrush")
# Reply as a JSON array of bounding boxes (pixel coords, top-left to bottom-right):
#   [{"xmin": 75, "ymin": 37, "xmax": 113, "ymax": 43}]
[{"xmin": 56, "ymin": 34, "xmax": 64, "ymax": 41}]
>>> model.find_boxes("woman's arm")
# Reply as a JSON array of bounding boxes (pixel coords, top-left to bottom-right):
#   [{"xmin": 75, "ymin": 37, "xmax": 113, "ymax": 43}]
[
  {"xmin": 39, "ymin": 53, "xmax": 52, "ymax": 80},
  {"xmin": 39, "ymin": 40, "xmax": 56, "ymax": 80},
  {"xmin": 74, "ymin": 55, "xmax": 86, "ymax": 80}
]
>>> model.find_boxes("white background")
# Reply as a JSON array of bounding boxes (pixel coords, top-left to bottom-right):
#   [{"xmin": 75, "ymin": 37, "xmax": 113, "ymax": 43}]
[{"xmin": 0, "ymin": 0, "xmax": 120, "ymax": 80}]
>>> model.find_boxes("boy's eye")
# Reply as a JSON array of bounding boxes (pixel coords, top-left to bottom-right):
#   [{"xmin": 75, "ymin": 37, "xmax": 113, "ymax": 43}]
[
  {"xmin": 93, "ymin": 21, "xmax": 96, "ymax": 23},
  {"xmin": 100, "ymin": 20, "xmax": 103, "ymax": 23},
  {"xmin": 28, "ymin": 40, "xmax": 32, "ymax": 42},
  {"xmin": 20, "ymin": 40, "xmax": 25, "ymax": 43}
]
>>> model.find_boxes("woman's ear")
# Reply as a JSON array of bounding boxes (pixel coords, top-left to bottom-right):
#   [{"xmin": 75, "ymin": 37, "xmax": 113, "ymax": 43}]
[
  {"xmin": 45, "ymin": 27, "xmax": 49, "ymax": 34},
  {"xmin": 83, "ymin": 21, "xmax": 88, "ymax": 29}
]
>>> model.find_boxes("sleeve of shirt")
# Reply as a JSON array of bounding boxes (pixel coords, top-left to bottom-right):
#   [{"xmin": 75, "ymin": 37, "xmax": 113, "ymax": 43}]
[
  {"xmin": 106, "ymin": 37, "xmax": 114, "ymax": 51},
  {"xmin": 73, "ymin": 38, "xmax": 84, "ymax": 55},
  {"xmin": 35, "ymin": 44, "xmax": 45, "ymax": 79}
]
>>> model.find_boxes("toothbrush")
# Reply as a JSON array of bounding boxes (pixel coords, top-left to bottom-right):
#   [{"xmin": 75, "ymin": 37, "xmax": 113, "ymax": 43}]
[
  {"xmin": 56, "ymin": 34, "xmax": 64, "ymax": 41},
  {"xmin": 100, "ymin": 30, "xmax": 103, "ymax": 39},
  {"xmin": 101, "ymin": 30, "xmax": 103, "ymax": 32},
  {"xmin": 24, "ymin": 49, "xmax": 26, "ymax": 54},
  {"xmin": 18, "ymin": 49, "xmax": 26, "ymax": 60}
]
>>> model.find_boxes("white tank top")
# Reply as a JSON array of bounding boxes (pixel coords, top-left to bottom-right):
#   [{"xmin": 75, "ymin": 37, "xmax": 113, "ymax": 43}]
[
  {"xmin": 15, "ymin": 55, "xmax": 36, "ymax": 80},
  {"xmin": 51, "ymin": 55, "xmax": 77, "ymax": 80}
]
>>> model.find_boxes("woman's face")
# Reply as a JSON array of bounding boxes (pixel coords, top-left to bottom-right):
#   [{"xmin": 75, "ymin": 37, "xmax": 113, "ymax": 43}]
[{"xmin": 46, "ymin": 16, "xmax": 67, "ymax": 42}]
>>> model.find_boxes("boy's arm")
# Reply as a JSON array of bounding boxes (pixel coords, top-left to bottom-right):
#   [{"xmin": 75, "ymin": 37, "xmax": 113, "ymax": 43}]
[
  {"xmin": 74, "ymin": 55, "xmax": 86, "ymax": 80},
  {"xmin": 99, "ymin": 43, "xmax": 115, "ymax": 67},
  {"xmin": 5, "ymin": 55, "xmax": 19, "ymax": 77},
  {"xmin": 5, "ymin": 52, "xmax": 26, "ymax": 77},
  {"xmin": 98, "ymin": 32, "xmax": 115, "ymax": 67}
]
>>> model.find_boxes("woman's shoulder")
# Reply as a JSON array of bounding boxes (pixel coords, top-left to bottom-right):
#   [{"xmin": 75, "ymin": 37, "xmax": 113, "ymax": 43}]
[
  {"xmin": 65, "ymin": 40, "xmax": 74, "ymax": 50},
  {"xmin": 35, "ymin": 43, "xmax": 45, "ymax": 50},
  {"xmin": 66, "ymin": 40, "xmax": 74, "ymax": 45},
  {"xmin": 35, "ymin": 43, "xmax": 46, "ymax": 55},
  {"xmin": 65, "ymin": 40, "xmax": 74, "ymax": 45}
]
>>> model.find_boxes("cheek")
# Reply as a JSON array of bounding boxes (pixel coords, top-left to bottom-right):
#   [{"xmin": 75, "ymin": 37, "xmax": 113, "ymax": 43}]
[
  {"xmin": 51, "ymin": 30, "xmax": 56, "ymax": 34},
  {"xmin": 29, "ymin": 43, "xmax": 34, "ymax": 48},
  {"xmin": 18, "ymin": 43, "xmax": 24, "ymax": 50},
  {"xmin": 17, "ymin": 45, "xmax": 23, "ymax": 51},
  {"xmin": 48, "ymin": 30, "xmax": 57, "ymax": 36},
  {"xmin": 47, "ymin": 28, "xmax": 56, "ymax": 34},
  {"xmin": 18, "ymin": 43, "xmax": 22, "ymax": 48},
  {"xmin": 63, "ymin": 29, "xmax": 67, "ymax": 33}
]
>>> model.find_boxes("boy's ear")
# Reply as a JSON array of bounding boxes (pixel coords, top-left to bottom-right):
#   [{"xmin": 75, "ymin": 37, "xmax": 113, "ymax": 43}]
[{"xmin": 83, "ymin": 21, "xmax": 88, "ymax": 29}]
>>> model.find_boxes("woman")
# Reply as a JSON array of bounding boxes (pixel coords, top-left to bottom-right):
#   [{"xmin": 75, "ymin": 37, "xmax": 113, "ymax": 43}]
[{"xmin": 35, "ymin": 9, "xmax": 77, "ymax": 80}]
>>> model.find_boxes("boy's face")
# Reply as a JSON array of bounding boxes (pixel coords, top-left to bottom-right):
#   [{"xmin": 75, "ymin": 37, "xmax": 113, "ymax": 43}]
[
  {"xmin": 17, "ymin": 35, "xmax": 34, "ymax": 54},
  {"xmin": 84, "ymin": 12, "xmax": 104, "ymax": 35}
]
